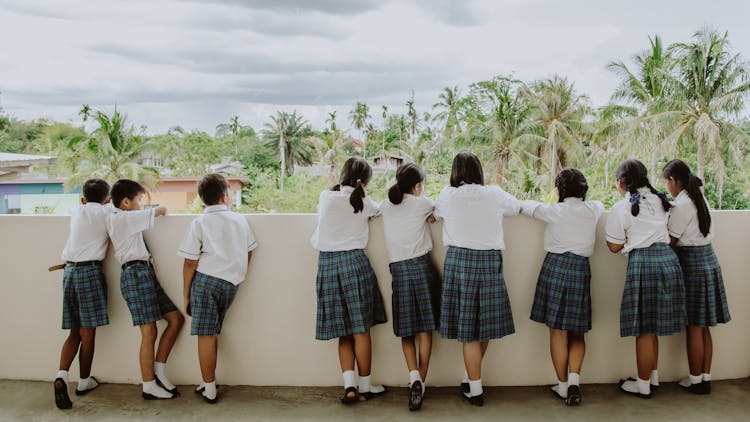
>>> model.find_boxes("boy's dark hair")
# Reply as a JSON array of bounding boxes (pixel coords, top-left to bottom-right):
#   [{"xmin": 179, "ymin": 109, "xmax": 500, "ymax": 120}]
[
  {"xmin": 450, "ymin": 152, "xmax": 484, "ymax": 187},
  {"xmin": 198, "ymin": 173, "xmax": 230, "ymax": 206},
  {"xmin": 332, "ymin": 157, "xmax": 372, "ymax": 213},
  {"xmin": 110, "ymin": 179, "xmax": 146, "ymax": 208},
  {"xmin": 662, "ymin": 159, "xmax": 710, "ymax": 237},
  {"xmin": 616, "ymin": 159, "xmax": 671, "ymax": 216},
  {"xmin": 556, "ymin": 168, "xmax": 588, "ymax": 202},
  {"xmin": 83, "ymin": 179, "xmax": 110, "ymax": 203},
  {"xmin": 388, "ymin": 163, "xmax": 425, "ymax": 205}
]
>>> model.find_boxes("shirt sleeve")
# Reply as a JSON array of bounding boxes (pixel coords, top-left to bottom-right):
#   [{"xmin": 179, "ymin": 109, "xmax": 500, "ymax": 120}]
[
  {"xmin": 419, "ymin": 196, "xmax": 436, "ymax": 217},
  {"xmin": 592, "ymin": 201, "xmax": 605, "ymax": 221},
  {"xmin": 246, "ymin": 220, "xmax": 258, "ymax": 252},
  {"xmin": 176, "ymin": 218, "xmax": 202, "ymax": 260},
  {"xmin": 522, "ymin": 200, "xmax": 557, "ymax": 223},
  {"xmin": 365, "ymin": 197, "xmax": 381, "ymax": 217},
  {"xmin": 667, "ymin": 203, "xmax": 692, "ymax": 239},
  {"xmin": 433, "ymin": 188, "xmax": 448, "ymax": 220},
  {"xmin": 497, "ymin": 188, "xmax": 521, "ymax": 217},
  {"xmin": 605, "ymin": 206, "xmax": 628, "ymax": 245},
  {"xmin": 120, "ymin": 208, "xmax": 155, "ymax": 238}
]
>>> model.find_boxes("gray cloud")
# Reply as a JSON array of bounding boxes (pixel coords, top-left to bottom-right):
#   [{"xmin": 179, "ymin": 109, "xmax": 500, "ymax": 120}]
[
  {"xmin": 179, "ymin": 0, "xmax": 383, "ymax": 15},
  {"xmin": 411, "ymin": 0, "xmax": 484, "ymax": 27}
]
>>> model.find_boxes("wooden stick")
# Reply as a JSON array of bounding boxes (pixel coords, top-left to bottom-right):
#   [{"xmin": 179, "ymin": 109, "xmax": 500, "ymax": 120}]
[{"xmin": 48, "ymin": 264, "xmax": 65, "ymax": 272}]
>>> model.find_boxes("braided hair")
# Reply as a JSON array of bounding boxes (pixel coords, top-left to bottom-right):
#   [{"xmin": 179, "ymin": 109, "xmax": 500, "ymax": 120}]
[{"xmin": 555, "ymin": 168, "xmax": 588, "ymax": 202}]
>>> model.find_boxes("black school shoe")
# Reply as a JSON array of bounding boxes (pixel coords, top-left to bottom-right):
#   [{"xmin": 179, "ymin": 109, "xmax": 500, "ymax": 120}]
[
  {"xmin": 408, "ymin": 381, "xmax": 423, "ymax": 411},
  {"xmin": 681, "ymin": 380, "xmax": 711, "ymax": 395},
  {"xmin": 618, "ymin": 379, "xmax": 653, "ymax": 399},
  {"xmin": 155, "ymin": 375, "xmax": 179, "ymax": 396},
  {"xmin": 75, "ymin": 376, "xmax": 100, "ymax": 396},
  {"xmin": 54, "ymin": 378, "xmax": 72, "ymax": 409},
  {"xmin": 463, "ymin": 392, "xmax": 484, "ymax": 407},
  {"xmin": 565, "ymin": 385, "xmax": 581, "ymax": 406}
]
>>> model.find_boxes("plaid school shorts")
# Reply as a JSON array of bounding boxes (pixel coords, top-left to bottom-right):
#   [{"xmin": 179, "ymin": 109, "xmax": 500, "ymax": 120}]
[
  {"xmin": 120, "ymin": 261, "xmax": 178, "ymax": 326},
  {"xmin": 390, "ymin": 253, "xmax": 441, "ymax": 337},
  {"xmin": 189, "ymin": 271, "xmax": 239, "ymax": 336},
  {"xmin": 440, "ymin": 247, "xmax": 515, "ymax": 343},
  {"xmin": 315, "ymin": 249, "xmax": 387, "ymax": 341},
  {"xmin": 62, "ymin": 262, "xmax": 109, "ymax": 329},
  {"xmin": 530, "ymin": 252, "xmax": 592, "ymax": 333},
  {"xmin": 620, "ymin": 243, "xmax": 686, "ymax": 337},
  {"xmin": 676, "ymin": 244, "xmax": 731, "ymax": 327}
]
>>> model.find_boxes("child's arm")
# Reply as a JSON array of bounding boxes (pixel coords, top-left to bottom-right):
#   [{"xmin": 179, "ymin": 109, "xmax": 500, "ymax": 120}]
[
  {"xmin": 183, "ymin": 258, "xmax": 198, "ymax": 316},
  {"xmin": 247, "ymin": 250, "xmax": 253, "ymax": 265},
  {"xmin": 154, "ymin": 206, "xmax": 167, "ymax": 217}
]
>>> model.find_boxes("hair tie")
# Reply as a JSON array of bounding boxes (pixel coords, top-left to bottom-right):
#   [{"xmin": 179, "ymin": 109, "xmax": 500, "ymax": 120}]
[
  {"xmin": 629, "ymin": 193, "xmax": 639, "ymax": 204},
  {"xmin": 356, "ymin": 179, "xmax": 361, "ymax": 184}
]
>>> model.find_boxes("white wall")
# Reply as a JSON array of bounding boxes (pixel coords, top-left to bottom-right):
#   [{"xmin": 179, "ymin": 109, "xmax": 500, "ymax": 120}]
[{"xmin": 0, "ymin": 213, "xmax": 748, "ymax": 386}]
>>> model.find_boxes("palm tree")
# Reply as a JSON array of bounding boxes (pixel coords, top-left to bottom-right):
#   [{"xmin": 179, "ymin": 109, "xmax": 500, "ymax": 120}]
[
  {"xmin": 65, "ymin": 107, "xmax": 159, "ymax": 190},
  {"xmin": 262, "ymin": 111, "xmax": 314, "ymax": 192},
  {"xmin": 432, "ymin": 86, "xmax": 463, "ymax": 138},
  {"xmin": 325, "ymin": 111, "xmax": 337, "ymax": 132},
  {"xmin": 349, "ymin": 102, "xmax": 370, "ymax": 159},
  {"xmin": 522, "ymin": 75, "xmax": 589, "ymax": 185},
  {"xmin": 406, "ymin": 91, "xmax": 419, "ymax": 140},
  {"xmin": 311, "ymin": 128, "xmax": 352, "ymax": 187},
  {"xmin": 79, "ymin": 104, "xmax": 91, "ymax": 126},
  {"xmin": 660, "ymin": 28, "xmax": 750, "ymax": 206}
]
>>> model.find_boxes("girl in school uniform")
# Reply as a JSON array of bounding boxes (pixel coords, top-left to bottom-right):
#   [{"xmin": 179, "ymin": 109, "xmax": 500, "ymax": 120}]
[
  {"xmin": 310, "ymin": 157, "xmax": 388, "ymax": 404},
  {"xmin": 605, "ymin": 159, "xmax": 686, "ymax": 398},
  {"xmin": 380, "ymin": 163, "xmax": 440, "ymax": 411},
  {"xmin": 662, "ymin": 159, "xmax": 730, "ymax": 395},
  {"xmin": 522, "ymin": 168, "xmax": 604, "ymax": 406},
  {"xmin": 434, "ymin": 152, "xmax": 521, "ymax": 407}
]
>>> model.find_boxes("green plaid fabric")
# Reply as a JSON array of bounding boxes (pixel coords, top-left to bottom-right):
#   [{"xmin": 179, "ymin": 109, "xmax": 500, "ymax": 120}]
[
  {"xmin": 189, "ymin": 271, "xmax": 239, "ymax": 336},
  {"xmin": 676, "ymin": 244, "xmax": 731, "ymax": 327},
  {"xmin": 120, "ymin": 261, "xmax": 178, "ymax": 326},
  {"xmin": 61, "ymin": 263, "xmax": 109, "ymax": 329},
  {"xmin": 530, "ymin": 252, "xmax": 591, "ymax": 333},
  {"xmin": 440, "ymin": 247, "xmax": 515, "ymax": 343},
  {"xmin": 620, "ymin": 243, "xmax": 686, "ymax": 337},
  {"xmin": 389, "ymin": 253, "xmax": 441, "ymax": 337},
  {"xmin": 315, "ymin": 249, "xmax": 387, "ymax": 340}
]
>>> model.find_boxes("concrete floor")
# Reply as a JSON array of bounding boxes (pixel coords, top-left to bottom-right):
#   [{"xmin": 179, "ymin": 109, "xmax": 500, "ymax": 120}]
[{"xmin": 2, "ymin": 379, "xmax": 750, "ymax": 421}]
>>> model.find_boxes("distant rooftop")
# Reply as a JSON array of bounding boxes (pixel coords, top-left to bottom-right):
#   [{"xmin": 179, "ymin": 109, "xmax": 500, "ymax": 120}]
[{"xmin": 0, "ymin": 152, "xmax": 57, "ymax": 181}]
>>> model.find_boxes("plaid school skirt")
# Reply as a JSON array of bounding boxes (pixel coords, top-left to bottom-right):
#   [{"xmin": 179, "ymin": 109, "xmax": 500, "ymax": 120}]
[
  {"xmin": 530, "ymin": 252, "xmax": 592, "ymax": 333},
  {"xmin": 390, "ymin": 253, "xmax": 441, "ymax": 337},
  {"xmin": 440, "ymin": 247, "xmax": 515, "ymax": 343},
  {"xmin": 62, "ymin": 262, "xmax": 109, "ymax": 329},
  {"xmin": 620, "ymin": 243, "xmax": 686, "ymax": 337},
  {"xmin": 315, "ymin": 249, "xmax": 387, "ymax": 341},
  {"xmin": 189, "ymin": 271, "xmax": 239, "ymax": 336},
  {"xmin": 676, "ymin": 244, "xmax": 731, "ymax": 327},
  {"xmin": 120, "ymin": 261, "xmax": 179, "ymax": 326}
]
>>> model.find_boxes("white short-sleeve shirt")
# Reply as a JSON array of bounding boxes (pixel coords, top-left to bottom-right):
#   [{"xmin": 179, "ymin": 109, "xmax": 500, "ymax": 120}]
[
  {"xmin": 61, "ymin": 202, "xmax": 113, "ymax": 262},
  {"xmin": 177, "ymin": 205, "xmax": 257, "ymax": 285},
  {"xmin": 310, "ymin": 186, "xmax": 381, "ymax": 251},
  {"xmin": 434, "ymin": 184, "xmax": 521, "ymax": 250},
  {"xmin": 380, "ymin": 194, "xmax": 435, "ymax": 263},
  {"xmin": 107, "ymin": 208, "xmax": 156, "ymax": 264},
  {"xmin": 668, "ymin": 190, "xmax": 714, "ymax": 246},
  {"xmin": 605, "ymin": 190, "xmax": 670, "ymax": 254},
  {"xmin": 523, "ymin": 198, "xmax": 604, "ymax": 257}
]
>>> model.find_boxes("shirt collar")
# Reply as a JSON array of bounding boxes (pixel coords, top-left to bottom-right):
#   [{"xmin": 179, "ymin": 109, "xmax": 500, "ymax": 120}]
[
  {"xmin": 563, "ymin": 197, "xmax": 583, "ymax": 203},
  {"xmin": 204, "ymin": 204, "xmax": 229, "ymax": 213},
  {"xmin": 83, "ymin": 202, "xmax": 103, "ymax": 208},
  {"xmin": 340, "ymin": 186, "xmax": 355, "ymax": 193},
  {"xmin": 675, "ymin": 190, "xmax": 689, "ymax": 201}
]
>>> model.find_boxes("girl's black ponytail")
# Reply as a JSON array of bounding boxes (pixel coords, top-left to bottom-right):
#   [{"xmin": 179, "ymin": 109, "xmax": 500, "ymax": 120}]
[
  {"xmin": 646, "ymin": 181, "xmax": 672, "ymax": 213},
  {"xmin": 628, "ymin": 185, "xmax": 641, "ymax": 216},
  {"xmin": 350, "ymin": 179, "xmax": 365, "ymax": 213},
  {"xmin": 388, "ymin": 163, "xmax": 426, "ymax": 205},
  {"xmin": 663, "ymin": 159, "xmax": 710, "ymax": 237}
]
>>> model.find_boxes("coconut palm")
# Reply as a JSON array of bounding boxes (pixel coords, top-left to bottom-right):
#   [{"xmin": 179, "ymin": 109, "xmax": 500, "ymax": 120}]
[
  {"xmin": 262, "ymin": 111, "xmax": 314, "ymax": 192},
  {"xmin": 79, "ymin": 104, "xmax": 91, "ymax": 126},
  {"xmin": 349, "ymin": 102, "xmax": 370, "ymax": 159},
  {"xmin": 311, "ymin": 128, "xmax": 352, "ymax": 187},
  {"xmin": 432, "ymin": 85, "xmax": 463, "ymax": 138}
]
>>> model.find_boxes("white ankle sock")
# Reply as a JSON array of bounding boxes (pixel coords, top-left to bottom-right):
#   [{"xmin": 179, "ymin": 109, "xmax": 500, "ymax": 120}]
[
  {"xmin": 552, "ymin": 380, "xmax": 568, "ymax": 398},
  {"xmin": 702, "ymin": 373, "xmax": 712, "ymax": 382},
  {"xmin": 77, "ymin": 376, "xmax": 98, "ymax": 391},
  {"xmin": 638, "ymin": 377, "xmax": 651, "ymax": 394},
  {"xmin": 621, "ymin": 378, "xmax": 650, "ymax": 395},
  {"xmin": 408, "ymin": 370, "xmax": 421, "ymax": 387},
  {"xmin": 359, "ymin": 375, "xmax": 371, "ymax": 393},
  {"xmin": 143, "ymin": 380, "xmax": 173, "ymax": 398},
  {"xmin": 650, "ymin": 370, "xmax": 659, "ymax": 386},
  {"xmin": 462, "ymin": 369, "xmax": 469, "ymax": 384},
  {"xmin": 468, "ymin": 379, "xmax": 483, "ymax": 397},
  {"xmin": 56, "ymin": 370, "xmax": 69, "ymax": 384},
  {"xmin": 568, "ymin": 372, "xmax": 580, "ymax": 386},
  {"xmin": 154, "ymin": 362, "xmax": 175, "ymax": 390},
  {"xmin": 342, "ymin": 370, "xmax": 356, "ymax": 389},
  {"xmin": 202, "ymin": 381, "xmax": 217, "ymax": 400},
  {"xmin": 678, "ymin": 377, "xmax": 692, "ymax": 388}
]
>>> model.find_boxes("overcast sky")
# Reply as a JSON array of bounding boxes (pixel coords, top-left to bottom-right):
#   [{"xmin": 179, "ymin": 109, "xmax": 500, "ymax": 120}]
[{"xmin": 1, "ymin": 0, "xmax": 748, "ymax": 134}]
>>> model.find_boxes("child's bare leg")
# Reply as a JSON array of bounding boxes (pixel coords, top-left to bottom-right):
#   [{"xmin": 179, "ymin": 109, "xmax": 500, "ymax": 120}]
[
  {"xmin": 155, "ymin": 311, "xmax": 184, "ymax": 364},
  {"xmin": 338, "ymin": 336, "xmax": 356, "ymax": 400},
  {"xmin": 353, "ymin": 332, "xmax": 372, "ymax": 376},
  {"xmin": 77, "ymin": 328, "xmax": 96, "ymax": 379},
  {"xmin": 703, "ymin": 328, "xmax": 713, "ymax": 373},
  {"xmin": 139, "ymin": 323, "xmax": 158, "ymax": 381},
  {"xmin": 401, "ymin": 336, "xmax": 418, "ymax": 372},
  {"xmin": 462, "ymin": 341, "xmax": 482, "ymax": 380},
  {"xmin": 568, "ymin": 331, "xmax": 585, "ymax": 374},
  {"xmin": 480, "ymin": 340, "xmax": 489, "ymax": 358},
  {"xmin": 549, "ymin": 328, "xmax": 569, "ymax": 382},
  {"xmin": 198, "ymin": 335, "xmax": 218, "ymax": 383},
  {"xmin": 59, "ymin": 329, "xmax": 82, "ymax": 371},
  {"xmin": 686, "ymin": 326, "xmax": 704, "ymax": 376},
  {"xmin": 636, "ymin": 334, "xmax": 657, "ymax": 380},
  {"xmin": 417, "ymin": 332, "xmax": 433, "ymax": 382}
]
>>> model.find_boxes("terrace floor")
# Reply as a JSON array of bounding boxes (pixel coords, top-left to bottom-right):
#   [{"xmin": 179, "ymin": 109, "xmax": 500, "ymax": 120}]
[{"xmin": 2, "ymin": 378, "xmax": 749, "ymax": 421}]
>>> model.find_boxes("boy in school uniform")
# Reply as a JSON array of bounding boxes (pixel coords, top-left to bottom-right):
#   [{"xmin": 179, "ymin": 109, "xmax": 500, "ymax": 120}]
[
  {"xmin": 107, "ymin": 179, "xmax": 184, "ymax": 400},
  {"xmin": 54, "ymin": 179, "xmax": 112, "ymax": 409},
  {"xmin": 178, "ymin": 174, "xmax": 258, "ymax": 403}
]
